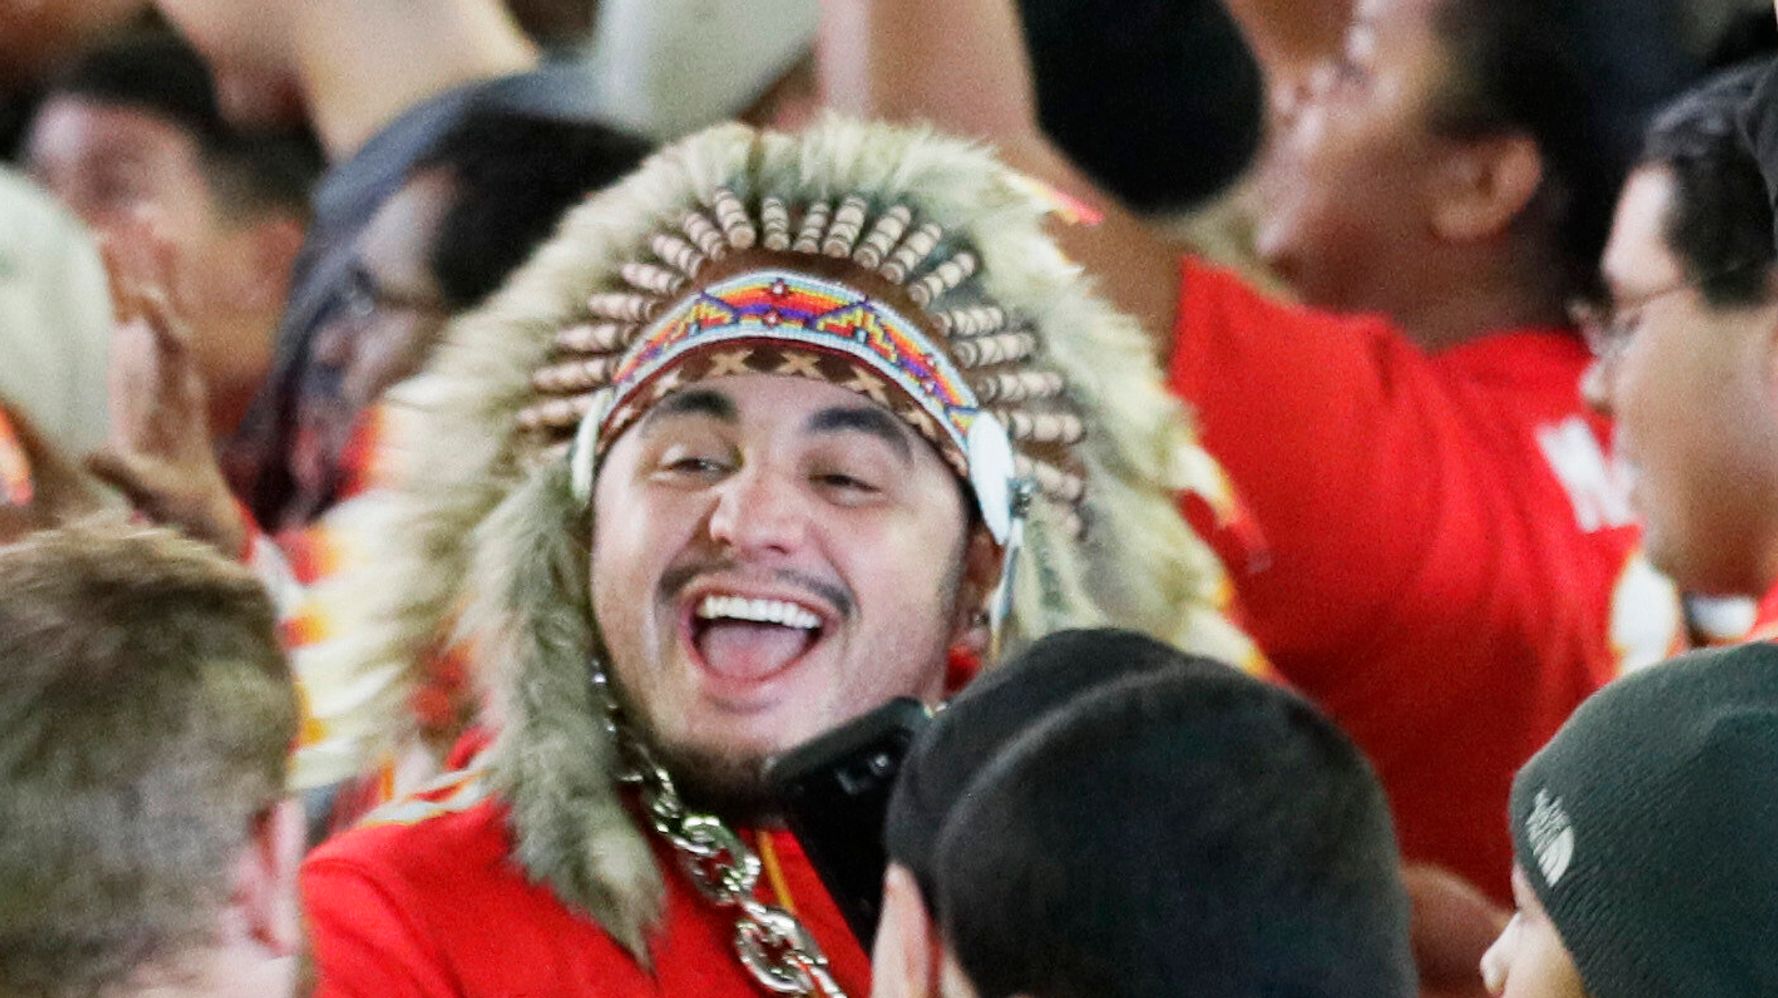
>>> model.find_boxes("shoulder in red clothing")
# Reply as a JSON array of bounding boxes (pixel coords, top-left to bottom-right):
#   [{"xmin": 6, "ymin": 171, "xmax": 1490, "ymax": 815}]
[
  {"xmin": 1748, "ymin": 585, "xmax": 1778, "ymax": 644},
  {"xmin": 1164, "ymin": 254, "xmax": 1683, "ymax": 902},
  {"xmin": 303, "ymin": 763, "xmax": 513, "ymax": 900},
  {"xmin": 0, "ymin": 407, "xmax": 34, "ymax": 508},
  {"xmin": 302, "ymin": 764, "xmax": 875, "ymax": 998}
]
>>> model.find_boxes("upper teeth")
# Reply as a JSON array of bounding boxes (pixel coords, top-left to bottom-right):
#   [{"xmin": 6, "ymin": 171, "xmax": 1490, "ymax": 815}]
[{"xmin": 696, "ymin": 595, "xmax": 821, "ymax": 630}]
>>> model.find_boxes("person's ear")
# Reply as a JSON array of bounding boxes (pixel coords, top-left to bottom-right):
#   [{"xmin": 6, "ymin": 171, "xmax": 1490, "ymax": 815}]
[
  {"xmin": 1430, "ymin": 134, "xmax": 1545, "ymax": 243},
  {"xmin": 870, "ymin": 864, "xmax": 943, "ymax": 998},
  {"xmin": 948, "ymin": 525, "xmax": 1001, "ymax": 651},
  {"xmin": 234, "ymin": 797, "xmax": 306, "ymax": 956}
]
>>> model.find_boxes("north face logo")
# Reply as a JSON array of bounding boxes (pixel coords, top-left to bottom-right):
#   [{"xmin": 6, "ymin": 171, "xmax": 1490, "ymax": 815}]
[{"xmin": 1526, "ymin": 789, "xmax": 1576, "ymax": 887}]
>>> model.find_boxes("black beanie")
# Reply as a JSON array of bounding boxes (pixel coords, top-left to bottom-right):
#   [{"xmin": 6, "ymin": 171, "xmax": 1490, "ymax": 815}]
[
  {"xmin": 1509, "ymin": 643, "xmax": 1778, "ymax": 998},
  {"xmin": 882, "ymin": 628, "xmax": 1232, "ymax": 907}
]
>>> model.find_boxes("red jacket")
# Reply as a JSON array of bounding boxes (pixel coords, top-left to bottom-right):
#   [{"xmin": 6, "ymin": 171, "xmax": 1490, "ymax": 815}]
[
  {"xmin": 302, "ymin": 765, "xmax": 870, "ymax": 997},
  {"xmin": 1171, "ymin": 261, "xmax": 1684, "ymax": 900}
]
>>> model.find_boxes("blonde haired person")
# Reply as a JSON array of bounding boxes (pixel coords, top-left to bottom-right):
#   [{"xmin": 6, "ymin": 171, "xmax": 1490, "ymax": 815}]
[{"xmin": 0, "ymin": 522, "xmax": 303, "ymax": 997}]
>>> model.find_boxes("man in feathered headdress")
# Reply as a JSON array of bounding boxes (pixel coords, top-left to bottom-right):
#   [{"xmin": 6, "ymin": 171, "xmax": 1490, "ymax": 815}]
[{"xmin": 299, "ymin": 116, "xmax": 1255, "ymax": 996}]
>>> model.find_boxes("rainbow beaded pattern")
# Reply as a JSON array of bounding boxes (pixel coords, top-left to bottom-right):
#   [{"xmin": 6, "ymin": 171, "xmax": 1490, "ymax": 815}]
[{"xmin": 599, "ymin": 270, "xmax": 984, "ymax": 470}]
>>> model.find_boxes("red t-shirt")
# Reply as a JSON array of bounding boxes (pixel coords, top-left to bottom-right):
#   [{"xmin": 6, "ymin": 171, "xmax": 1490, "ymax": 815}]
[
  {"xmin": 302, "ymin": 766, "xmax": 871, "ymax": 997},
  {"xmin": 0, "ymin": 407, "xmax": 33, "ymax": 509},
  {"xmin": 1171, "ymin": 261, "xmax": 1684, "ymax": 900},
  {"xmin": 1746, "ymin": 586, "xmax": 1778, "ymax": 644}
]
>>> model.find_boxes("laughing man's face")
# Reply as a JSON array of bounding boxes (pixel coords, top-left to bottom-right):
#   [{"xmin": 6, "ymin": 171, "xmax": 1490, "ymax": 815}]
[{"xmin": 590, "ymin": 373, "xmax": 984, "ymax": 804}]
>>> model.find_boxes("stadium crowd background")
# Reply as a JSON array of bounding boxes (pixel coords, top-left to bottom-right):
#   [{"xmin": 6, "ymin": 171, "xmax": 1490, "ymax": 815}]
[{"xmin": 3, "ymin": 2, "xmax": 1778, "ymax": 997}]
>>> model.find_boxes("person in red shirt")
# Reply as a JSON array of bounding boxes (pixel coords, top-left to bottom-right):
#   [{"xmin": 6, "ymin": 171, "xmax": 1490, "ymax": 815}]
[
  {"xmin": 299, "ymin": 115, "xmax": 1256, "ymax": 997},
  {"xmin": 818, "ymin": 0, "xmax": 1699, "ymax": 918},
  {"xmin": 1584, "ymin": 60, "xmax": 1778, "ymax": 642}
]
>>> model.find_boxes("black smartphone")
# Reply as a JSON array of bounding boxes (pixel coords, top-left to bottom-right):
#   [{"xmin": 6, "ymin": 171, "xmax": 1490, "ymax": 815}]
[{"xmin": 766, "ymin": 697, "xmax": 932, "ymax": 945}]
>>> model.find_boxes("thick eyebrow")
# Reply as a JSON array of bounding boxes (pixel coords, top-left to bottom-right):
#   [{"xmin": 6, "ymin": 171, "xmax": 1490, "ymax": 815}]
[
  {"xmin": 639, "ymin": 388, "xmax": 737, "ymax": 432},
  {"xmin": 805, "ymin": 404, "xmax": 915, "ymax": 462}
]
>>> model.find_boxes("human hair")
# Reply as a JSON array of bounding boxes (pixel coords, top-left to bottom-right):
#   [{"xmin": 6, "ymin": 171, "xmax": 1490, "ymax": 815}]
[
  {"xmin": 1019, "ymin": 0, "xmax": 1261, "ymax": 210},
  {"xmin": 935, "ymin": 669, "xmax": 1414, "ymax": 998},
  {"xmin": 413, "ymin": 108, "xmax": 653, "ymax": 310},
  {"xmin": 503, "ymin": 0, "xmax": 600, "ymax": 50},
  {"xmin": 884, "ymin": 629, "xmax": 1231, "ymax": 907},
  {"xmin": 45, "ymin": 29, "xmax": 323, "ymax": 220},
  {"xmin": 1639, "ymin": 60, "xmax": 1777, "ymax": 308},
  {"xmin": 1428, "ymin": 0, "xmax": 1697, "ymax": 299},
  {"xmin": 0, "ymin": 522, "xmax": 298, "ymax": 997}
]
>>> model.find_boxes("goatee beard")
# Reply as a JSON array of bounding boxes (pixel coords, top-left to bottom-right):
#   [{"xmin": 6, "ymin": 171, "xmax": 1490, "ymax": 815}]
[{"xmin": 649, "ymin": 737, "xmax": 786, "ymax": 828}]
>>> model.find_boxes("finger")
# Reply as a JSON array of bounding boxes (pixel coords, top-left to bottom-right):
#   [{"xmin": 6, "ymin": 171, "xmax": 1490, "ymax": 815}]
[
  {"xmin": 85, "ymin": 449, "xmax": 170, "ymax": 515},
  {"xmin": 99, "ymin": 211, "xmax": 171, "ymax": 325},
  {"xmin": 10, "ymin": 408, "xmax": 101, "ymax": 519},
  {"xmin": 135, "ymin": 281, "xmax": 196, "ymax": 358},
  {"xmin": 122, "ymin": 204, "xmax": 198, "ymax": 320},
  {"xmin": 98, "ymin": 237, "xmax": 144, "ymax": 326},
  {"xmin": 106, "ymin": 214, "xmax": 197, "ymax": 358},
  {"xmin": 143, "ymin": 221, "xmax": 195, "ymax": 318}
]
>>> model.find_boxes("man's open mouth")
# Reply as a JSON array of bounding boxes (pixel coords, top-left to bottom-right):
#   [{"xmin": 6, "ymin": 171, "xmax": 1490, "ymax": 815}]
[{"xmin": 686, "ymin": 592, "xmax": 827, "ymax": 683}]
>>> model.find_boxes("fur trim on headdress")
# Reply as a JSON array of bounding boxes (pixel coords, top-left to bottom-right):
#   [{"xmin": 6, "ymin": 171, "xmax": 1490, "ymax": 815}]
[{"xmin": 303, "ymin": 116, "xmax": 1258, "ymax": 953}]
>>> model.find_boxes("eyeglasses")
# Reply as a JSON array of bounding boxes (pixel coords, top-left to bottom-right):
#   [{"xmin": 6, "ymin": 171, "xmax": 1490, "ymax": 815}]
[
  {"xmin": 337, "ymin": 261, "xmax": 447, "ymax": 324},
  {"xmin": 1569, "ymin": 263, "xmax": 1768, "ymax": 364},
  {"xmin": 1567, "ymin": 279, "xmax": 1699, "ymax": 365}
]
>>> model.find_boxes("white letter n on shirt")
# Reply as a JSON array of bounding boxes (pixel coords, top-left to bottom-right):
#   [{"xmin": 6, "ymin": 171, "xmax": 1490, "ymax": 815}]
[{"xmin": 1536, "ymin": 416, "xmax": 1635, "ymax": 533}]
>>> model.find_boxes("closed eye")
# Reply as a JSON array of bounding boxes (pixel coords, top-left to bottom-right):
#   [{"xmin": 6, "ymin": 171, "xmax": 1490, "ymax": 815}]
[
  {"xmin": 651, "ymin": 446, "xmax": 735, "ymax": 482},
  {"xmin": 813, "ymin": 471, "xmax": 880, "ymax": 495}
]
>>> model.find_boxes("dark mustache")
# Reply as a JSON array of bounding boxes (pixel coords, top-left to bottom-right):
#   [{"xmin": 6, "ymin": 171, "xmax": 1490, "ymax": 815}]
[{"xmin": 658, "ymin": 559, "xmax": 854, "ymax": 621}]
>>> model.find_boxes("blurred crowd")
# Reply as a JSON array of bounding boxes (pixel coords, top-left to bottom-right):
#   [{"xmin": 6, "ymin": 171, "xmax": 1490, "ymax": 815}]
[{"xmin": 3, "ymin": 1, "xmax": 1778, "ymax": 997}]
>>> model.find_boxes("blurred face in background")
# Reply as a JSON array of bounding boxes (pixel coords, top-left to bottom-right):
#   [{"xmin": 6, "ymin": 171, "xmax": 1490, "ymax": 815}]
[
  {"xmin": 27, "ymin": 96, "xmax": 213, "ymax": 233},
  {"xmin": 1583, "ymin": 165, "xmax": 1778, "ymax": 597},
  {"xmin": 26, "ymin": 95, "xmax": 302, "ymax": 434},
  {"xmin": 1254, "ymin": 0, "xmax": 1462, "ymax": 314},
  {"xmin": 291, "ymin": 169, "xmax": 454, "ymax": 511}
]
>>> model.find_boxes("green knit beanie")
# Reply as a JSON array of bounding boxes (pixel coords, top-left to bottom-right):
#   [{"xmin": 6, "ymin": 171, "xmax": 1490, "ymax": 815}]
[{"xmin": 1509, "ymin": 643, "xmax": 1778, "ymax": 998}]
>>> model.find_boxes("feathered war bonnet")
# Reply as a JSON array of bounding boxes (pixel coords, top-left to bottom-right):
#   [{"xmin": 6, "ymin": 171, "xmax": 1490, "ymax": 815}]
[{"xmin": 312, "ymin": 116, "xmax": 1259, "ymax": 953}]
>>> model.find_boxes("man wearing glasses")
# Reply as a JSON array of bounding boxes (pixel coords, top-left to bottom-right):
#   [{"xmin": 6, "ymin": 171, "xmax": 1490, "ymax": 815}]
[{"xmin": 1584, "ymin": 59, "xmax": 1778, "ymax": 640}]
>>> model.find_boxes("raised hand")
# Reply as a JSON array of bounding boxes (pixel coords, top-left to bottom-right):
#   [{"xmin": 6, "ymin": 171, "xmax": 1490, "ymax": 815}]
[{"xmin": 87, "ymin": 213, "xmax": 249, "ymax": 556}]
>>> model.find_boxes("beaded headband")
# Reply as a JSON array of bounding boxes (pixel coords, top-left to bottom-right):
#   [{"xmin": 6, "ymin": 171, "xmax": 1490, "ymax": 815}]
[
  {"xmin": 607, "ymin": 270, "xmax": 979, "ymax": 461},
  {"xmin": 517, "ymin": 187, "xmax": 1090, "ymax": 540}
]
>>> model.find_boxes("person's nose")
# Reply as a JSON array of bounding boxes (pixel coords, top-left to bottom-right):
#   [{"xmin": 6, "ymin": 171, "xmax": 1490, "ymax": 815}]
[
  {"xmin": 706, "ymin": 464, "xmax": 811, "ymax": 557},
  {"xmin": 1478, "ymin": 915, "xmax": 1517, "ymax": 996}
]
